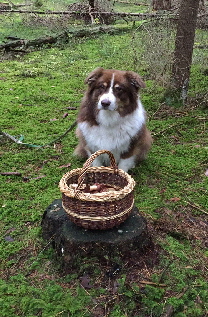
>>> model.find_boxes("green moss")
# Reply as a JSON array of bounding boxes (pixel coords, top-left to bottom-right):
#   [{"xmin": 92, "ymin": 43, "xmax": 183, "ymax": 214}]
[{"xmin": 0, "ymin": 6, "xmax": 207, "ymax": 317}]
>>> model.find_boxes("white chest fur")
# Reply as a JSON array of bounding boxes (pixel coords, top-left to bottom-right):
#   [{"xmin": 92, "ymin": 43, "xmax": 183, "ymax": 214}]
[{"xmin": 78, "ymin": 100, "xmax": 146, "ymax": 162}]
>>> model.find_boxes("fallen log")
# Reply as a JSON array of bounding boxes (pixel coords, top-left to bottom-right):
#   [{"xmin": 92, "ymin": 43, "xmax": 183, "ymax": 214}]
[
  {"xmin": 1, "ymin": 8, "xmax": 205, "ymax": 21},
  {"xmin": 0, "ymin": 2, "xmax": 11, "ymax": 10},
  {"xmin": 0, "ymin": 9, "xmax": 177, "ymax": 19},
  {"xmin": 0, "ymin": 1, "xmax": 33, "ymax": 10},
  {"xmin": 0, "ymin": 31, "xmax": 69, "ymax": 50},
  {"xmin": 115, "ymin": 1, "xmax": 149, "ymax": 5},
  {"xmin": 0, "ymin": 27, "xmax": 123, "ymax": 51}
]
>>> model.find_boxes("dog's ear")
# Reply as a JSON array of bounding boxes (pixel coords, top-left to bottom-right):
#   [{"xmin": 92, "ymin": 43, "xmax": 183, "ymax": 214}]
[
  {"xmin": 85, "ymin": 67, "xmax": 104, "ymax": 85},
  {"xmin": 125, "ymin": 71, "xmax": 146, "ymax": 89}
]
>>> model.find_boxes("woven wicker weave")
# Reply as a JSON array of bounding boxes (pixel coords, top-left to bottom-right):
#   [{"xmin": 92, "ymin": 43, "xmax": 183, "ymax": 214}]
[{"xmin": 59, "ymin": 150, "xmax": 136, "ymax": 230}]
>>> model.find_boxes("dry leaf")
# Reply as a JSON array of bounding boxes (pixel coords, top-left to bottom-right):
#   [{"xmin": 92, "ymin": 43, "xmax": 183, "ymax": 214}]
[
  {"xmin": 62, "ymin": 112, "xmax": 69, "ymax": 118},
  {"xmin": 66, "ymin": 106, "xmax": 77, "ymax": 110},
  {"xmin": 58, "ymin": 163, "xmax": 71, "ymax": 168},
  {"xmin": 1, "ymin": 172, "xmax": 22, "ymax": 176},
  {"xmin": 80, "ymin": 275, "xmax": 93, "ymax": 289},
  {"xmin": 4, "ymin": 235, "xmax": 14, "ymax": 242},
  {"xmin": 169, "ymin": 197, "xmax": 181, "ymax": 202}
]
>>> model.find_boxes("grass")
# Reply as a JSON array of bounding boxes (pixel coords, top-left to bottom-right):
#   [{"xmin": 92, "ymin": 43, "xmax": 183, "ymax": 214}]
[{"xmin": 0, "ymin": 3, "xmax": 208, "ymax": 317}]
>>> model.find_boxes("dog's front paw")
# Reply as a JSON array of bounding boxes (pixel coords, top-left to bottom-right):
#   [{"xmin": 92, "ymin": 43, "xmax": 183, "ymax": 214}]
[{"xmin": 118, "ymin": 157, "xmax": 136, "ymax": 173}]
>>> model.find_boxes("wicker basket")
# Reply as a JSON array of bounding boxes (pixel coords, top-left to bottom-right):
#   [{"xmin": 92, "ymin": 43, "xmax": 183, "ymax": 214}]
[{"xmin": 59, "ymin": 150, "xmax": 136, "ymax": 230}]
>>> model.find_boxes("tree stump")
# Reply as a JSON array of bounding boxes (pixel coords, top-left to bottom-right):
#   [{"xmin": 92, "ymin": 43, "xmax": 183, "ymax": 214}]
[{"xmin": 41, "ymin": 199, "xmax": 151, "ymax": 265}]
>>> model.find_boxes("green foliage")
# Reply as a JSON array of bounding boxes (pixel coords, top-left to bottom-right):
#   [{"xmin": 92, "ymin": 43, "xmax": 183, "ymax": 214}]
[
  {"xmin": 141, "ymin": 285, "xmax": 165, "ymax": 315},
  {"xmin": 34, "ymin": 0, "xmax": 43, "ymax": 8},
  {"xmin": 0, "ymin": 276, "xmax": 91, "ymax": 317},
  {"xmin": 0, "ymin": 3, "xmax": 208, "ymax": 317}
]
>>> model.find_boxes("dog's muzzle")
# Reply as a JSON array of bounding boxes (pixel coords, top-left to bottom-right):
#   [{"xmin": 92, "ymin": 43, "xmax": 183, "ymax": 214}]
[
  {"xmin": 98, "ymin": 91, "xmax": 117, "ymax": 111},
  {"xmin": 101, "ymin": 99, "xmax": 111, "ymax": 109}
]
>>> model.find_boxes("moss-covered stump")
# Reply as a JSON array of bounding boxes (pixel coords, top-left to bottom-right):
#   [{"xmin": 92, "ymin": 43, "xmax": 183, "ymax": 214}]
[{"xmin": 41, "ymin": 199, "xmax": 151, "ymax": 264}]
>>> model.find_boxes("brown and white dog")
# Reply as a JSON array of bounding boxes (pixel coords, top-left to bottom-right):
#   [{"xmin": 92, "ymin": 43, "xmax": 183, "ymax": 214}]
[{"xmin": 74, "ymin": 68, "xmax": 152, "ymax": 172}]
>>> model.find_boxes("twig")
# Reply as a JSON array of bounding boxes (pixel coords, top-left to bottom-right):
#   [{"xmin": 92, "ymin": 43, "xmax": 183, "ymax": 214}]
[
  {"xmin": 43, "ymin": 121, "xmax": 77, "ymax": 147},
  {"xmin": 185, "ymin": 200, "xmax": 208, "ymax": 215},
  {"xmin": 0, "ymin": 130, "xmax": 41, "ymax": 148},
  {"xmin": 0, "ymin": 120, "xmax": 77, "ymax": 148},
  {"xmin": 115, "ymin": 0, "xmax": 149, "ymax": 5},
  {"xmin": 160, "ymin": 287, "xmax": 189, "ymax": 317},
  {"xmin": 6, "ymin": 0, "xmax": 15, "ymax": 8},
  {"xmin": 88, "ymin": 5, "xmax": 95, "ymax": 24},
  {"xmin": 0, "ymin": 130, "xmax": 20, "ymax": 142},
  {"xmin": 158, "ymin": 261, "xmax": 172, "ymax": 284},
  {"xmin": 139, "ymin": 280, "xmax": 167, "ymax": 287},
  {"xmin": 150, "ymin": 102, "xmax": 166, "ymax": 119},
  {"xmin": 152, "ymin": 123, "xmax": 178, "ymax": 136},
  {"xmin": 0, "ymin": 172, "xmax": 22, "ymax": 176},
  {"xmin": 160, "ymin": 304, "xmax": 174, "ymax": 317}
]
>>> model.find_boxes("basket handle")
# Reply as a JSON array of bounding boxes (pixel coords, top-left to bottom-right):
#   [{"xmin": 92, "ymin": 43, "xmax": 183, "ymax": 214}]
[{"xmin": 77, "ymin": 150, "xmax": 118, "ymax": 189}]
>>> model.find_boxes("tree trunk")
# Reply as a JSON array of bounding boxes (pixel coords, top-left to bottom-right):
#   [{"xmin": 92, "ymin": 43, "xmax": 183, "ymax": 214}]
[
  {"xmin": 171, "ymin": 0, "xmax": 200, "ymax": 94},
  {"xmin": 41, "ymin": 199, "xmax": 151, "ymax": 270},
  {"xmin": 152, "ymin": 0, "xmax": 162, "ymax": 10},
  {"xmin": 163, "ymin": 0, "xmax": 171, "ymax": 10},
  {"xmin": 152, "ymin": 0, "xmax": 171, "ymax": 10},
  {"xmin": 88, "ymin": 0, "xmax": 95, "ymax": 9}
]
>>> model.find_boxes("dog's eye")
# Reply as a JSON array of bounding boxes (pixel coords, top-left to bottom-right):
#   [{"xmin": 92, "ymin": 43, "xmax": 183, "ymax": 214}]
[
  {"xmin": 114, "ymin": 86, "xmax": 123, "ymax": 92},
  {"xmin": 98, "ymin": 84, "xmax": 106, "ymax": 90}
]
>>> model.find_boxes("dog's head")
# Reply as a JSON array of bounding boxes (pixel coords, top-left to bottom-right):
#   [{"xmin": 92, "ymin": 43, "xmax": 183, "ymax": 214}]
[{"xmin": 84, "ymin": 68, "xmax": 145, "ymax": 116}]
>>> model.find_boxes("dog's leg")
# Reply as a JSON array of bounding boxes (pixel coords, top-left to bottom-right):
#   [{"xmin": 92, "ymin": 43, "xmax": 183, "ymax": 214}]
[
  {"xmin": 74, "ymin": 128, "xmax": 89, "ymax": 158},
  {"xmin": 91, "ymin": 156, "xmax": 105, "ymax": 167},
  {"xmin": 91, "ymin": 153, "xmax": 111, "ymax": 167},
  {"xmin": 118, "ymin": 156, "xmax": 136, "ymax": 172}
]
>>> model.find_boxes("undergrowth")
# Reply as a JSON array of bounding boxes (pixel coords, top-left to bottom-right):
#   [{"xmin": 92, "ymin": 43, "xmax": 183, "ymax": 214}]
[{"xmin": 0, "ymin": 4, "xmax": 208, "ymax": 317}]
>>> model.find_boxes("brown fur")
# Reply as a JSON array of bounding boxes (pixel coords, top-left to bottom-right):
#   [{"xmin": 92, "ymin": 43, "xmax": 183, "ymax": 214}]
[
  {"xmin": 74, "ymin": 68, "xmax": 152, "ymax": 169},
  {"xmin": 74, "ymin": 128, "xmax": 88, "ymax": 158},
  {"xmin": 120, "ymin": 125, "xmax": 152, "ymax": 161}
]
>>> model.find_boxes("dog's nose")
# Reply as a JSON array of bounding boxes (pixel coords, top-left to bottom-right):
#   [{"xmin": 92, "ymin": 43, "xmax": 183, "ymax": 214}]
[{"xmin": 101, "ymin": 99, "xmax": 111, "ymax": 109}]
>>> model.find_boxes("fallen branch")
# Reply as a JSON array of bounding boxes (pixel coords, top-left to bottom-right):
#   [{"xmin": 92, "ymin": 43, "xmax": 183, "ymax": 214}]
[
  {"xmin": 194, "ymin": 44, "xmax": 208, "ymax": 49},
  {"xmin": 45, "ymin": 121, "xmax": 77, "ymax": 146},
  {"xmin": 158, "ymin": 261, "xmax": 172, "ymax": 284},
  {"xmin": 1, "ymin": 8, "xmax": 205, "ymax": 20},
  {"xmin": 0, "ymin": 1, "xmax": 33, "ymax": 10},
  {"xmin": 185, "ymin": 200, "xmax": 208, "ymax": 215},
  {"xmin": 160, "ymin": 304, "xmax": 174, "ymax": 317},
  {"xmin": 114, "ymin": 1, "xmax": 149, "ymax": 5},
  {"xmin": 0, "ymin": 120, "xmax": 77, "ymax": 148},
  {"xmin": 0, "ymin": 27, "xmax": 124, "ymax": 51},
  {"xmin": 160, "ymin": 305, "xmax": 174, "ymax": 317},
  {"xmin": 152, "ymin": 123, "xmax": 178, "ymax": 136},
  {"xmin": 13, "ymin": 3, "xmax": 33, "ymax": 7},
  {"xmin": 160, "ymin": 287, "xmax": 189, "ymax": 317},
  {"xmin": 0, "ymin": 31, "xmax": 69, "ymax": 50},
  {"xmin": 0, "ymin": 172, "xmax": 22, "ymax": 176},
  {"xmin": 0, "ymin": 9, "xmax": 178, "ymax": 19},
  {"xmin": 0, "ymin": 130, "xmax": 42, "ymax": 147},
  {"xmin": 139, "ymin": 280, "xmax": 167, "ymax": 287}
]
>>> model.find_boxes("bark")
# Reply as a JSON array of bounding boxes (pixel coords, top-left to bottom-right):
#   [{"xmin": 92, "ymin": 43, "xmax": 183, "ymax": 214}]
[
  {"xmin": 0, "ymin": 32, "xmax": 69, "ymax": 50},
  {"xmin": 152, "ymin": 0, "xmax": 171, "ymax": 10},
  {"xmin": 88, "ymin": 0, "xmax": 95, "ymax": 9},
  {"xmin": 0, "ymin": 9, "xmax": 175, "ymax": 18},
  {"xmin": 171, "ymin": 0, "xmax": 200, "ymax": 93},
  {"xmin": 163, "ymin": 0, "xmax": 171, "ymax": 10},
  {"xmin": 0, "ymin": 2, "xmax": 11, "ymax": 10},
  {"xmin": 115, "ymin": 1, "xmax": 149, "ymax": 5}
]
